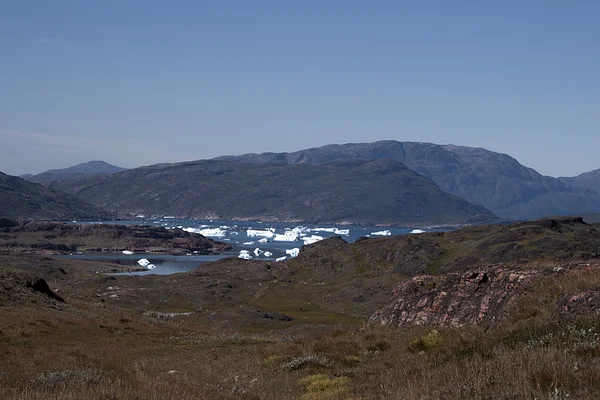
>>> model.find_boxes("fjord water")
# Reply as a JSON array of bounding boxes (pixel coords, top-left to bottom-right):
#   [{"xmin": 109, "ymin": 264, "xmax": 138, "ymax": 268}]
[{"xmin": 66, "ymin": 217, "xmax": 444, "ymax": 275}]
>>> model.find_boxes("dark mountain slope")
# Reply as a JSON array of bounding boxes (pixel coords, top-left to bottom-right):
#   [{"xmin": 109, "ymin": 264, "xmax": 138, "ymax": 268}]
[
  {"xmin": 217, "ymin": 141, "xmax": 600, "ymax": 219},
  {"xmin": 49, "ymin": 159, "xmax": 496, "ymax": 226},
  {"xmin": 0, "ymin": 172, "xmax": 113, "ymax": 220},
  {"xmin": 24, "ymin": 161, "xmax": 127, "ymax": 184},
  {"xmin": 560, "ymin": 168, "xmax": 600, "ymax": 195}
]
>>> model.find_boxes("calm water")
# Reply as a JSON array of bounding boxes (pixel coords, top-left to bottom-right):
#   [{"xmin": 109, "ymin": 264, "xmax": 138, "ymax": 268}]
[{"xmin": 65, "ymin": 218, "xmax": 447, "ymax": 275}]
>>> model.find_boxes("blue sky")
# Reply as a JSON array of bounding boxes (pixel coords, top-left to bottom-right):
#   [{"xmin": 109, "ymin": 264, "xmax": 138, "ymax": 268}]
[{"xmin": 1, "ymin": 1, "xmax": 598, "ymax": 176}]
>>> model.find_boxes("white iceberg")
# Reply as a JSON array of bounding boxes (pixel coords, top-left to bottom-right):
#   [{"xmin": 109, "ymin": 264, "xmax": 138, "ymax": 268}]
[
  {"xmin": 371, "ymin": 230, "xmax": 392, "ymax": 236},
  {"xmin": 247, "ymin": 229, "xmax": 274, "ymax": 238},
  {"xmin": 253, "ymin": 248, "xmax": 262, "ymax": 257},
  {"xmin": 258, "ymin": 238, "xmax": 268, "ymax": 243},
  {"xmin": 411, "ymin": 229, "xmax": 426, "ymax": 234},
  {"xmin": 276, "ymin": 256, "xmax": 287, "ymax": 262},
  {"xmin": 312, "ymin": 227, "xmax": 349, "ymax": 235},
  {"xmin": 302, "ymin": 235, "xmax": 324, "ymax": 245},
  {"xmin": 264, "ymin": 251, "xmax": 273, "ymax": 257},
  {"xmin": 183, "ymin": 227, "xmax": 227, "ymax": 237},
  {"xmin": 243, "ymin": 241, "xmax": 255, "ymax": 245},
  {"xmin": 146, "ymin": 264, "xmax": 156, "ymax": 270},
  {"xmin": 137, "ymin": 258, "xmax": 150, "ymax": 267},
  {"xmin": 238, "ymin": 249, "xmax": 253, "ymax": 260},
  {"xmin": 122, "ymin": 250, "xmax": 134, "ymax": 255},
  {"xmin": 286, "ymin": 248, "xmax": 300, "ymax": 258},
  {"xmin": 273, "ymin": 231, "xmax": 300, "ymax": 242}
]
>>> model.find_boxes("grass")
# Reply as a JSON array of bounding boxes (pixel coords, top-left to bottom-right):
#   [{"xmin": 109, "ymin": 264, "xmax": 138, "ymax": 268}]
[{"xmin": 3, "ymin": 300, "xmax": 600, "ymax": 399}]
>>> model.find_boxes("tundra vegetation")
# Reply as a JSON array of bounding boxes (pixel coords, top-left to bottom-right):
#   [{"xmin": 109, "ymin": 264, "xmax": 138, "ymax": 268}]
[{"xmin": 1, "ymin": 217, "xmax": 600, "ymax": 399}]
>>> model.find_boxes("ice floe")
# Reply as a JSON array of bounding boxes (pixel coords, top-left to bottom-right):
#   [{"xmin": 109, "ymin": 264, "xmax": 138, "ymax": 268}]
[
  {"xmin": 411, "ymin": 229, "xmax": 426, "ymax": 234},
  {"xmin": 146, "ymin": 264, "xmax": 156, "ymax": 270},
  {"xmin": 253, "ymin": 248, "xmax": 262, "ymax": 257},
  {"xmin": 122, "ymin": 250, "xmax": 134, "ymax": 255},
  {"xmin": 276, "ymin": 256, "xmax": 287, "ymax": 262},
  {"xmin": 302, "ymin": 235, "xmax": 324, "ymax": 245},
  {"xmin": 183, "ymin": 227, "xmax": 227, "ymax": 237},
  {"xmin": 243, "ymin": 241, "xmax": 255, "ymax": 245},
  {"xmin": 312, "ymin": 227, "xmax": 349, "ymax": 235},
  {"xmin": 273, "ymin": 231, "xmax": 300, "ymax": 242},
  {"xmin": 371, "ymin": 230, "xmax": 392, "ymax": 236},
  {"xmin": 238, "ymin": 250, "xmax": 252, "ymax": 260},
  {"xmin": 264, "ymin": 251, "xmax": 273, "ymax": 257},
  {"xmin": 258, "ymin": 238, "xmax": 269, "ymax": 243},
  {"xmin": 137, "ymin": 258, "xmax": 150, "ymax": 267},
  {"xmin": 247, "ymin": 229, "xmax": 274, "ymax": 238},
  {"xmin": 286, "ymin": 248, "xmax": 300, "ymax": 258}
]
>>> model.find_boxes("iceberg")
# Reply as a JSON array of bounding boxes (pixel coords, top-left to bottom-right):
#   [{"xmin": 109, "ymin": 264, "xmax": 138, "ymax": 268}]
[
  {"xmin": 146, "ymin": 264, "xmax": 156, "ymax": 270},
  {"xmin": 371, "ymin": 230, "xmax": 392, "ymax": 236},
  {"xmin": 253, "ymin": 248, "xmax": 262, "ymax": 257},
  {"xmin": 411, "ymin": 229, "xmax": 426, "ymax": 234},
  {"xmin": 302, "ymin": 235, "xmax": 324, "ymax": 245},
  {"xmin": 258, "ymin": 238, "xmax": 268, "ymax": 243},
  {"xmin": 183, "ymin": 227, "xmax": 227, "ymax": 237},
  {"xmin": 312, "ymin": 227, "xmax": 350, "ymax": 235},
  {"xmin": 238, "ymin": 249, "xmax": 252, "ymax": 260},
  {"xmin": 247, "ymin": 229, "xmax": 274, "ymax": 238},
  {"xmin": 243, "ymin": 241, "xmax": 255, "ymax": 245},
  {"xmin": 276, "ymin": 256, "xmax": 287, "ymax": 262},
  {"xmin": 286, "ymin": 248, "xmax": 300, "ymax": 258},
  {"xmin": 273, "ymin": 231, "xmax": 300, "ymax": 242},
  {"xmin": 137, "ymin": 258, "xmax": 150, "ymax": 267},
  {"xmin": 264, "ymin": 251, "xmax": 273, "ymax": 257},
  {"xmin": 122, "ymin": 250, "xmax": 134, "ymax": 255}
]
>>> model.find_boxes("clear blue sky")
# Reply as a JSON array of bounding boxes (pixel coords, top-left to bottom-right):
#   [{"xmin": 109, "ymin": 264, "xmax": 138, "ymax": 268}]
[{"xmin": 1, "ymin": 1, "xmax": 598, "ymax": 177}]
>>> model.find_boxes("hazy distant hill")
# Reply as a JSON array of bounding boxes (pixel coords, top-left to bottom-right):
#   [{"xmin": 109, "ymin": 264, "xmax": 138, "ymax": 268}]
[
  {"xmin": 0, "ymin": 172, "xmax": 113, "ymax": 221},
  {"xmin": 216, "ymin": 141, "xmax": 600, "ymax": 219},
  {"xmin": 560, "ymin": 169, "xmax": 600, "ymax": 195},
  {"xmin": 49, "ymin": 159, "xmax": 496, "ymax": 226},
  {"xmin": 24, "ymin": 161, "xmax": 127, "ymax": 184}
]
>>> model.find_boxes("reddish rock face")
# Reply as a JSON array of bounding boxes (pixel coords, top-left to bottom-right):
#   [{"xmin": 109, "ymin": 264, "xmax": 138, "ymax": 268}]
[
  {"xmin": 553, "ymin": 290, "xmax": 600, "ymax": 320},
  {"xmin": 369, "ymin": 267, "xmax": 553, "ymax": 328}
]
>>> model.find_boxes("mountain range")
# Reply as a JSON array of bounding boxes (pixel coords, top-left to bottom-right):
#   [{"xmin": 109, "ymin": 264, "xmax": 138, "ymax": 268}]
[
  {"xmin": 3, "ymin": 141, "xmax": 600, "ymax": 223},
  {"xmin": 22, "ymin": 161, "xmax": 126, "ymax": 184},
  {"xmin": 0, "ymin": 172, "xmax": 113, "ymax": 221},
  {"xmin": 217, "ymin": 141, "xmax": 600, "ymax": 219},
  {"xmin": 46, "ymin": 159, "xmax": 495, "ymax": 226}
]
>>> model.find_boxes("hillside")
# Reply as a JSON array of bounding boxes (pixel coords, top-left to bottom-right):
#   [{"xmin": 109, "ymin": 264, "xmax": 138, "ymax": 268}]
[
  {"xmin": 0, "ymin": 171, "xmax": 113, "ymax": 220},
  {"xmin": 560, "ymin": 168, "xmax": 600, "ymax": 195},
  {"xmin": 48, "ymin": 159, "xmax": 496, "ymax": 226},
  {"xmin": 217, "ymin": 141, "xmax": 600, "ymax": 219},
  {"xmin": 24, "ymin": 161, "xmax": 127, "ymax": 184}
]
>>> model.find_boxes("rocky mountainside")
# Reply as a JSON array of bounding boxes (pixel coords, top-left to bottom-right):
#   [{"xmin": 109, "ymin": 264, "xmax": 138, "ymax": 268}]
[
  {"xmin": 217, "ymin": 141, "xmax": 600, "ymax": 219},
  {"xmin": 560, "ymin": 168, "xmax": 600, "ymax": 195},
  {"xmin": 24, "ymin": 161, "xmax": 127, "ymax": 184},
  {"xmin": 0, "ymin": 171, "xmax": 113, "ymax": 221},
  {"xmin": 48, "ymin": 159, "xmax": 496, "ymax": 226}
]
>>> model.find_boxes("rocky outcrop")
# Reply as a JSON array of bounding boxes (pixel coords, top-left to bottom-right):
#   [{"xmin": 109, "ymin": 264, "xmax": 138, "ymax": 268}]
[
  {"xmin": 553, "ymin": 290, "xmax": 600, "ymax": 320},
  {"xmin": 4, "ymin": 222, "xmax": 231, "ymax": 254},
  {"xmin": 26, "ymin": 277, "xmax": 65, "ymax": 303},
  {"xmin": 369, "ymin": 267, "xmax": 553, "ymax": 328}
]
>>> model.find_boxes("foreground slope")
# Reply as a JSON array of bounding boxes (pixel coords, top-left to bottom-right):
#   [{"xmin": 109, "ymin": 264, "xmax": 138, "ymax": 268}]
[
  {"xmin": 0, "ymin": 171, "xmax": 113, "ymax": 220},
  {"xmin": 217, "ymin": 140, "xmax": 600, "ymax": 219},
  {"xmin": 23, "ymin": 160, "xmax": 127, "ymax": 184},
  {"xmin": 3, "ymin": 217, "xmax": 600, "ymax": 398},
  {"xmin": 49, "ymin": 159, "xmax": 496, "ymax": 226}
]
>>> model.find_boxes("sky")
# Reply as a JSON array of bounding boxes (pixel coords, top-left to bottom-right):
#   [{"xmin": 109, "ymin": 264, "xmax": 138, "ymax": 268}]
[{"xmin": 1, "ymin": 1, "xmax": 599, "ymax": 177}]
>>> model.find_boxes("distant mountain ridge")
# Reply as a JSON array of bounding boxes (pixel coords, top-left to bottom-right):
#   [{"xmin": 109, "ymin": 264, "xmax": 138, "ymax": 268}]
[
  {"xmin": 560, "ymin": 169, "xmax": 600, "ymax": 195},
  {"xmin": 0, "ymin": 172, "xmax": 113, "ymax": 221},
  {"xmin": 23, "ymin": 161, "xmax": 127, "ymax": 184},
  {"xmin": 48, "ymin": 159, "xmax": 496, "ymax": 226},
  {"xmin": 216, "ymin": 141, "xmax": 600, "ymax": 219}
]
